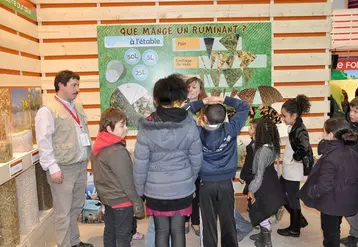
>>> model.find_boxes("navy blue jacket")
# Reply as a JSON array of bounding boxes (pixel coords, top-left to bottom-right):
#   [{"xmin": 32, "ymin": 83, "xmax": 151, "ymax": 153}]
[{"xmin": 190, "ymin": 97, "xmax": 250, "ymax": 181}]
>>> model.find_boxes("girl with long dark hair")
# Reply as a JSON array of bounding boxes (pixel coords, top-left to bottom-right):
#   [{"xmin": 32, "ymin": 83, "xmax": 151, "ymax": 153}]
[
  {"xmin": 277, "ymin": 95, "xmax": 314, "ymax": 238},
  {"xmin": 247, "ymin": 118, "xmax": 285, "ymax": 247}
]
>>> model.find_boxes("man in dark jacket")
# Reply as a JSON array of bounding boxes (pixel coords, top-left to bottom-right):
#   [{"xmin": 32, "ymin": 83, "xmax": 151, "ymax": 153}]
[
  {"xmin": 191, "ymin": 96, "xmax": 249, "ymax": 247},
  {"xmin": 341, "ymin": 96, "xmax": 358, "ymax": 247}
]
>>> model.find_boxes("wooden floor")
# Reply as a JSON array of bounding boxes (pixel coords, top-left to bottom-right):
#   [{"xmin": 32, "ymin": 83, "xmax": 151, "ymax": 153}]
[{"xmin": 79, "ymin": 206, "xmax": 351, "ymax": 247}]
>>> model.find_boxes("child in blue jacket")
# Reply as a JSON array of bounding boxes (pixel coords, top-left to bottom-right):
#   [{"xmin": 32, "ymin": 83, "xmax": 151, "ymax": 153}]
[{"xmin": 190, "ymin": 96, "xmax": 249, "ymax": 247}]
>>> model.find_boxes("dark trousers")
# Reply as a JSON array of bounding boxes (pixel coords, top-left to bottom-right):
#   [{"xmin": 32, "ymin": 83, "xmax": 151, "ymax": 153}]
[
  {"xmin": 200, "ymin": 179, "xmax": 238, "ymax": 247},
  {"xmin": 321, "ymin": 213, "xmax": 342, "ymax": 247},
  {"xmin": 132, "ymin": 217, "xmax": 137, "ymax": 235},
  {"xmin": 185, "ymin": 177, "xmax": 200, "ymax": 225},
  {"xmin": 280, "ymin": 176, "xmax": 301, "ymax": 210},
  {"xmin": 153, "ymin": 214, "xmax": 186, "ymax": 247},
  {"xmin": 103, "ymin": 205, "xmax": 133, "ymax": 247}
]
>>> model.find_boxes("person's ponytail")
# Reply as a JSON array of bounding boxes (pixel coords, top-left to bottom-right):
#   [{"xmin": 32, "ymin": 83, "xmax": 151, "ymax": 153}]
[
  {"xmin": 295, "ymin": 94, "xmax": 311, "ymax": 115},
  {"xmin": 325, "ymin": 118, "xmax": 358, "ymax": 145},
  {"xmin": 342, "ymin": 131, "xmax": 358, "ymax": 145},
  {"xmin": 282, "ymin": 94, "xmax": 311, "ymax": 117}
]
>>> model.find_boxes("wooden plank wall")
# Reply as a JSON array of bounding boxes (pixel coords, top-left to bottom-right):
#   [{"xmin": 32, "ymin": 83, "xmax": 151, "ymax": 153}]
[
  {"xmin": 34, "ymin": 0, "xmax": 332, "ymax": 153},
  {"xmin": 0, "ymin": 1, "xmax": 41, "ymax": 87},
  {"xmin": 332, "ymin": 8, "xmax": 358, "ymax": 56}
]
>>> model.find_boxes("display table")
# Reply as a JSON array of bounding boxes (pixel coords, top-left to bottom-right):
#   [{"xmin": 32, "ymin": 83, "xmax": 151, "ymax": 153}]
[{"xmin": 0, "ymin": 148, "xmax": 56, "ymax": 247}]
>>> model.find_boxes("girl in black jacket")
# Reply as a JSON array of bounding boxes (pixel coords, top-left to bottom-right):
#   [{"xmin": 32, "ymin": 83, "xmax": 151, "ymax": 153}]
[
  {"xmin": 300, "ymin": 118, "xmax": 358, "ymax": 247},
  {"xmin": 278, "ymin": 95, "xmax": 314, "ymax": 237}
]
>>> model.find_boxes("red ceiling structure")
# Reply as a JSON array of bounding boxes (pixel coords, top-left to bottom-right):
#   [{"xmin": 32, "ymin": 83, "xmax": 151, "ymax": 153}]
[{"xmin": 348, "ymin": 0, "xmax": 358, "ymax": 8}]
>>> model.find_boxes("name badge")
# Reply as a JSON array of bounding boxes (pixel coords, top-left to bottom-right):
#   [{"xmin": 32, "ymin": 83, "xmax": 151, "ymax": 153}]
[{"xmin": 80, "ymin": 133, "xmax": 91, "ymax": 146}]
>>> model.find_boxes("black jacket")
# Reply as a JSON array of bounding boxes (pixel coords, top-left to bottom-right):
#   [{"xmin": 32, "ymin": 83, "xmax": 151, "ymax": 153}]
[
  {"xmin": 300, "ymin": 140, "xmax": 358, "ymax": 217},
  {"xmin": 289, "ymin": 117, "xmax": 315, "ymax": 175},
  {"xmin": 240, "ymin": 139, "xmax": 255, "ymax": 194},
  {"xmin": 249, "ymin": 164, "xmax": 285, "ymax": 226}
]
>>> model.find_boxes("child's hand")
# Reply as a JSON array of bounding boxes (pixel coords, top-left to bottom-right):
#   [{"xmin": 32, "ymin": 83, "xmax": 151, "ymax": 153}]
[
  {"xmin": 203, "ymin": 96, "xmax": 224, "ymax": 105},
  {"xmin": 248, "ymin": 191, "xmax": 256, "ymax": 204}
]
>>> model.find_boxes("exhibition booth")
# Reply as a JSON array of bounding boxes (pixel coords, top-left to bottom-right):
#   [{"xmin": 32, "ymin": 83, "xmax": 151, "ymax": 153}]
[{"xmin": 0, "ymin": 0, "xmax": 357, "ymax": 246}]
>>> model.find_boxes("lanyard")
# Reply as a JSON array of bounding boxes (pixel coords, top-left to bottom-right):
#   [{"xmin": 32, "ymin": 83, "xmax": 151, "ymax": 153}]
[{"xmin": 55, "ymin": 96, "xmax": 82, "ymax": 128}]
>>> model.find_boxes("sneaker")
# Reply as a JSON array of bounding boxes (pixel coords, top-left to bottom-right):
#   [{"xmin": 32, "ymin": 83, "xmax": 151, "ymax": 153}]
[{"xmin": 132, "ymin": 232, "xmax": 144, "ymax": 240}]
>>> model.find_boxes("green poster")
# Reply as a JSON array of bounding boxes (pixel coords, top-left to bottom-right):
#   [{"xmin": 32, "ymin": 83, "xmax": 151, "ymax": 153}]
[
  {"xmin": 1, "ymin": 0, "xmax": 37, "ymax": 21},
  {"xmin": 97, "ymin": 23, "xmax": 272, "ymax": 130}
]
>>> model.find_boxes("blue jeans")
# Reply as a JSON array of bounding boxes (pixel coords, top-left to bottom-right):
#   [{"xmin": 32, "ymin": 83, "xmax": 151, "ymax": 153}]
[
  {"xmin": 234, "ymin": 208, "xmax": 253, "ymax": 241},
  {"xmin": 145, "ymin": 210, "xmax": 252, "ymax": 246}
]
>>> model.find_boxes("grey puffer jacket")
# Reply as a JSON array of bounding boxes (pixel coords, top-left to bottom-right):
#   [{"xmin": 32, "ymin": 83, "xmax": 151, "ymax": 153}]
[{"xmin": 133, "ymin": 114, "xmax": 203, "ymax": 200}]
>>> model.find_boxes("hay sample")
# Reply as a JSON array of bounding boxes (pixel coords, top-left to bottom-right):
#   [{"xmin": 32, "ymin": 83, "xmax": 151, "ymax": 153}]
[
  {"xmin": 210, "ymin": 70, "xmax": 221, "ymax": 87},
  {"xmin": 106, "ymin": 60, "xmax": 125, "ymax": 83},
  {"xmin": 16, "ymin": 166, "xmax": 39, "ymax": 235},
  {"xmin": 248, "ymin": 106, "xmax": 258, "ymax": 123},
  {"xmin": 29, "ymin": 88, "xmax": 42, "ymax": 144},
  {"xmin": 218, "ymin": 53, "xmax": 230, "ymax": 71},
  {"xmin": 237, "ymin": 88, "xmax": 257, "ymax": 105},
  {"xmin": 238, "ymin": 50, "xmax": 256, "ymax": 68},
  {"xmin": 133, "ymin": 96, "xmax": 153, "ymax": 117},
  {"xmin": 110, "ymin": 88, "xmax": 141, "ymax": 128},
  {"xmin": 0, "ymin": 89, "xmax": 11, "ymax": 140},
  {"xmin": 11, "ymin": 129, "xmax": 33, "ymax": 152},
  {"xmin": 29, "ymin": 88, "xmax": 42, "ymax": 111},
  {"xmin": 230, "ymin": 88, "xmax": 239, "ymax": 97},
  {"xmin": 0, "ymin": 141, "xmax": 13, "ymax": 163},
  {"xmin": 226, "ymin": 55, "xmax": 235, "ymax": 69},
  {"xmin": 223, "ymin": 69, "xmax": 243, "ymax": 88},
  {"xmin": 260, "ymin": 105, "xmax": 282, "ymax": 124},
  {"xmin": 243, "ymin": 68, "xmax": 252, "ymax": 87},
  {"xmin": 219, "ymin": 34, "xmax": 240, "ymax": 54},
  {"xmin": 210, "ymin": 52, "xmax": 218, "ymax": 69},
  {"xmin": 0, "ymin": 179, "xmax": 20, "ymax": 246},
  {"xmin": 198, "ymin": 69, "xmax": 205, "ymax": 83},
  {"xmin": 258, "ymin": 86, "xmax": 283, "ymax": 105}
]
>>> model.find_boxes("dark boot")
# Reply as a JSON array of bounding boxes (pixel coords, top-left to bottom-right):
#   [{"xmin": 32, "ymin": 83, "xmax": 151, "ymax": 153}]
[
  {"xmin": 277, "ymin": 207, "xmax": 293, "ymax": 235},
  {"xmin": 250, "ymin": 231, "xmax": 261, "ymax": 241},
  {"xmin": 301, "ymin": 213, "xmax": 308, "ymax": 228},
  {"xmin": 277, "ymin": 209, "xmax": 300, "ymax": 237},
  {"xmin": 255, "ymin": 227, "xmax": 272, "ymax": 247},
  {"xmin": 72, "ymin": 242, "xmax": 94, "ymax": 247},
  {"xmin": 341, "ymin": 236, "xmax": 358, "ymax": 247}
]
